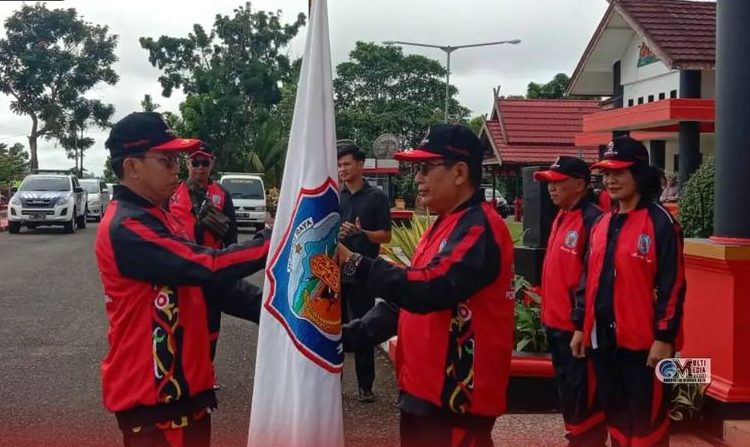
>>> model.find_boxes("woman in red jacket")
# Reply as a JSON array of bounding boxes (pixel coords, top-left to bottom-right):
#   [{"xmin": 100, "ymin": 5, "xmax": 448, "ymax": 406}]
[{"xmin": 571, "ymin": 136, "xmax": 686, "ymax": 447}]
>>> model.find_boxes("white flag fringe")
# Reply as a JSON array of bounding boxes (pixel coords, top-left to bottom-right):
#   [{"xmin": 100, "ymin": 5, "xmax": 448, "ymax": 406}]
[{"xmin": 247, "ymin": 0, "xmax": 343, "ymax": 446}]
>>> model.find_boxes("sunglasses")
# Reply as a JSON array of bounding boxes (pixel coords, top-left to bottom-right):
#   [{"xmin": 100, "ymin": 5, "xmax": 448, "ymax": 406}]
[
  {"xmin": 190, "ymin": 159, "xmax": 212, "ymax": 168},
  {"xmin": 412, "ymin": 160, "xmax": 456, "ymax": 176}
]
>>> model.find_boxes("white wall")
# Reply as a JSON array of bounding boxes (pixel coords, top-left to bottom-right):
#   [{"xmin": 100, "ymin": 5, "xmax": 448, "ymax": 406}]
[{"xmin": 620, "ymin": 34, "xmax": 680, "ymax": 107}]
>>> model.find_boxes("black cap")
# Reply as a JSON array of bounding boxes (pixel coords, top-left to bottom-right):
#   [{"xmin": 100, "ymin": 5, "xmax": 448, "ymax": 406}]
[
  {"xmin": 592, "ymin": 135, "xmax": 650, "ymax": 170},
  {"xmin": 394, "ymin": 124, "xmax": 483, "ymax": 166},
  {"xmin": 105, "ymin": 112, "xmax": 202, "ymax": 158},
  {"xmin": 534, "ymin": 156, "xmax": 590, "ymax": 182}
]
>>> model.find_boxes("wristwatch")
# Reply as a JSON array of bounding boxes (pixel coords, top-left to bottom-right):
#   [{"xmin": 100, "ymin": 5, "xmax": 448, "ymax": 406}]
[{"xmin": 341, "ymin": 252, "xmax": 363, "ymax": 283}]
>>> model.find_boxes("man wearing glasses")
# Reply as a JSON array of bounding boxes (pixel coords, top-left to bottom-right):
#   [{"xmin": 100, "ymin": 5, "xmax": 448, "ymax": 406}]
[
  {"xmin": 337, "ymin": 124, "xmax": 516, "ymax": 447},
  {"xmin": 168, "ymin": 147, "xmax": 240, "ymax": 367},
  {"xmin": 95, "ymin": 112, "xmax": 270, "ymax": 447}
]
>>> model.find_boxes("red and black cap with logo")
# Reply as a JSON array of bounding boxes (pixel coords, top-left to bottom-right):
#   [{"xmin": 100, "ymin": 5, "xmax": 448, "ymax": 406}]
[
  {"xmin": 534, "ymin": 155, "xmax": 591, "ymax": 182},
  {"xmin": 591, "ymin": 135, "xmax": 650, "ymax": 170},
  {"xmin": 394, "ymin": 123, "xmax": 483, "ymax": 166},
  {"xmin": 105, "ymin": 112, "xmax": 202, "ymax": 158},
  {"xmin": 189, "ymin": 146, "xmax": 215, "ymax": 160}
]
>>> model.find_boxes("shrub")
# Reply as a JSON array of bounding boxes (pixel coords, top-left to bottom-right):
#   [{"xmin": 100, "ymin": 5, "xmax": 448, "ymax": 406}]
[{"xmin": 679, "ymin": 157, "xmax": 715, "ymax": 238}]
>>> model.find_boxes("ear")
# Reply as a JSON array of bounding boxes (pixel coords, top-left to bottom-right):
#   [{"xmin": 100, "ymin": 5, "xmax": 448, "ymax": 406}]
[
  {"xmin": 453, "ymin": 162, "xmax": 470, "ymax": 186},
  {"xmin": 123, "ymin": 157, "xmax": 140, "ymax": 180}
]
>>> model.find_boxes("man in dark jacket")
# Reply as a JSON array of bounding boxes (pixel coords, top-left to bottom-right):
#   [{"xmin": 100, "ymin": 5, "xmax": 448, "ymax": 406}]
[
  {"xmin": 337, "ymin": 124, "xmax": 515, "ymax": 447},
  {"xmin": 95, "ymin": 112, "xmax": 270, "ymax": 447},
  {"xmin": 534, "ymin": 156, "xmax": 606, "ymax": 447}
]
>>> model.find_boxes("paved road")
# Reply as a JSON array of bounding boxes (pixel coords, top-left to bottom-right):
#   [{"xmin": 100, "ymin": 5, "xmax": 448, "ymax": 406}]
[{"xmin": 0, "ymin": 224, "xmax": 398, "ymax": 447}]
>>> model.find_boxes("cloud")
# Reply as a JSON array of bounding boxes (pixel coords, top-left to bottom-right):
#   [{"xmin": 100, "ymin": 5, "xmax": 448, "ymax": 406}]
[{"xmin": 0, "ymin": 0, "xmax": 608, "ymax": 175}]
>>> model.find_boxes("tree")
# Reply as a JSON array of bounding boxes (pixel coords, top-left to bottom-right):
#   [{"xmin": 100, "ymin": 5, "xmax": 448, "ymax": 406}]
[
  {"xmin": 0, "ymin": 4, "xmax": 119, "ymax": 171},
  {"xmin": 56, "ymin": 98, "xmax": 114, "ymax": 176},
  {"xmin": 468, "ymin": 115, "xmax": 486, "ymax": 135},
  {"xmin": 139, "ymin": 2, "xmax": 305, "ymax": 172},
  {"xmin": 526, "ymin": 73, "xmax": 584, "ymax": 99},
  {"xmin": 0, "ymin": 142, "xmax": 29, "ymax": 184},
  {"xmin": 334, "ymin": 42, "xmax": 470, "ymax": 154},
  {"xmin": 141, "ymin": 94, "xmax": 161, "ymax": 112},
  {"xmin": 102, "ymin": 155, "xmax": 117, "ymax": 184}
]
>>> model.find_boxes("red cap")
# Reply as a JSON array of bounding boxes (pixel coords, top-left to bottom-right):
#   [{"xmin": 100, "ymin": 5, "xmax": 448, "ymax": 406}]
[
  {"xmin": 590, "ymin": 159, "xmax": 635, "ymax": 170},
  {"xmin": 393, "ymin": 148, "xmax": 443, "ymax": 161},
  {"xmin": 189, "ymin": 149, "xmax": 215, "ymax": 159},
  {"xmin": 533, "ymin": 170, "xmax": 573, "ymax": 182},
  {"xmin": 151, "ymin": 138, "xmax": 203, "ymax": 152}
]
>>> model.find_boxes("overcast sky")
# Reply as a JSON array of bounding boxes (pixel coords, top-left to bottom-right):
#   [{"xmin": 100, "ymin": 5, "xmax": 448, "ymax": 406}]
[{"xmin": 0, "ymin": 0, "xmax": 609, "ymax": 176}]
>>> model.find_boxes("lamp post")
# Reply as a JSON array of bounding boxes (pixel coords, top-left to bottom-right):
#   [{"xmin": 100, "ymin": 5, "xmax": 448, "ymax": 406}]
[{"xmin": 383, "ymin": 39, "xmax": 521, "ymax": 122}]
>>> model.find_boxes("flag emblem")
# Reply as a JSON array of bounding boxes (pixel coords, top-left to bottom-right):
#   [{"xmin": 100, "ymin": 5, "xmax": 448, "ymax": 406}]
[{"xmin": 265, "ymin": 179, "xmax": 343, "ymax": 372}]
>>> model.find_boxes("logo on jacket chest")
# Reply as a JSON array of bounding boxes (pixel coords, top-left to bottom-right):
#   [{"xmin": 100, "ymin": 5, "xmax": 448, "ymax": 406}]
[
  {"xmin": 631, "ymin": 233, "xmax": 653, "ymax": 262},
  {"xmin": 559, "ymin": 229, "xmax": 579, "ymax": 255}
]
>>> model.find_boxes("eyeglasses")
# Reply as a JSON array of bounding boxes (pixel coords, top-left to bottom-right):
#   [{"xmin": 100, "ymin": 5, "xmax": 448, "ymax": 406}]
[
  {"xmin": 190, "ymin": 159, "xmax": 212, "ymax": 168},
  {"xmin": 412, "ymin": 160, "xmax": 456, "ymax": 176},
  {"xmin": 130, "ymin": 154, "xmax": 182, "ymax": 169}
]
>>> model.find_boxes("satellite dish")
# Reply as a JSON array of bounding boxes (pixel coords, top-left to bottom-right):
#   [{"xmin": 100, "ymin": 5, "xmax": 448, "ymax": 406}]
[{"xmin": 372, "ymin": 133, "xmax": 400, "ymax": 159}]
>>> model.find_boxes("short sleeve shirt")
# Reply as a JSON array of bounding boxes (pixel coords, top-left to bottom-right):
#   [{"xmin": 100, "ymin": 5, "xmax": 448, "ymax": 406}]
[{"xmin": 340, "ymin": 182, "xmax": 391, "ymax": 258}]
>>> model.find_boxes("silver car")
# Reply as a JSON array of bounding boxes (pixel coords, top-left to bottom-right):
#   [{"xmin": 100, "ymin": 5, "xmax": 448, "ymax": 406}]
[{"xmin": 80, "ymin": 179, "xmax": 111, "ymax": 222}]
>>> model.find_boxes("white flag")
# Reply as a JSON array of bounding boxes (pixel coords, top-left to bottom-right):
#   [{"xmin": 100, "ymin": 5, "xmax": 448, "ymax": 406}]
[{"xmin": 247, "ymin": 0, "xmax": 343, "ymax": 446}]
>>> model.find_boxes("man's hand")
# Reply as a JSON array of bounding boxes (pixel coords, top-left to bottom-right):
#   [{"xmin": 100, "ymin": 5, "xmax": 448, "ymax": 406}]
[
  {"xmin": 199, "ymin": 202, "xmax": 230, "ymax": 239},
  {"xmin": 338, "ymin": 218, "xmax": 362, "ymax": 241},
  {"xmin": 334, "ymin": 243, "xmax": 353, "ymax": 267},
  {"xmin": 647, "ymin": 340, "xmax": 674, "ymax": 368},
  {"xmin": 570, "ymin": 330, "xmax": 586, "ymax": 359}
]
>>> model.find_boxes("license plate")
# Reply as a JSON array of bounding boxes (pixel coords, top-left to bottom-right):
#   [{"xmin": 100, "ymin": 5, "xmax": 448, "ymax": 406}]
[
  {"xmin": 239, "ymin": 212, "xmax": 250, "ymax": 218},
  {"xmin": 31, "ymin": 214, "xmax": 46, "ymax": 220}
]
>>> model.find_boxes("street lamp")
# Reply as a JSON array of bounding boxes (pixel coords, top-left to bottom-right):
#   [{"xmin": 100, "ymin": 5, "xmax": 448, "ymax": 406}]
[{"xmin": 383, "ymin": 39, "xmax": 521, "ymax": 122}]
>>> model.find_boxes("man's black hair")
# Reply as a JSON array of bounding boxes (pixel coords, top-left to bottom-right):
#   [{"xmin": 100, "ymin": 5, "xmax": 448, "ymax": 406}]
[{"xmin": 336, "ymin": 139, "xmax": 366, "ymax": 162}]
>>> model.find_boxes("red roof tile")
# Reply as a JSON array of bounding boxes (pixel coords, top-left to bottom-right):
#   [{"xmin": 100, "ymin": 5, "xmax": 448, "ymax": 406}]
[
  {"xmin": 483, "ymin": 99, "xmax": 601, "ymax": 165},
  {"xmin": 617, "ymin": 0, "xmax": 715, "ymax": 69}
]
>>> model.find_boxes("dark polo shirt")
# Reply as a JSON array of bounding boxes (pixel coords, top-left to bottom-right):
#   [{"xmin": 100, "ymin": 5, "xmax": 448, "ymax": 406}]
[{"xmin": 340, "ymin": 182, "xmax": 391, "ymax": 258}]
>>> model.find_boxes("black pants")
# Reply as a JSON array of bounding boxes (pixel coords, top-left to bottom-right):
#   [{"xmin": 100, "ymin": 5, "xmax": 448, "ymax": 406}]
[
  {"xmin": 400, "ymin": 410, "xmax": 495, "ymax": 447},
  {"xmin": 122, "ymin": 414, "xmax": 211, "ymax": 447},
  {"xmin": 342, "ymin": 282, "xmax": 375, "ymax": 392},
  {"xmin": 591, "ymin": 347, "xmax": 670, "ymax": 447},
  {"xmin": 547, "ymin": 328, "xmax": 607, "ymax": 447}
]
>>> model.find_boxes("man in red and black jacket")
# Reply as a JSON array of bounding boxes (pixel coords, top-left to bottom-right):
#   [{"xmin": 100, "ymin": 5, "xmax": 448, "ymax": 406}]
[
  {"xmin": 337, "ymin": 124, "xmax": 515, "ymax": 447},
  {"xmin": 571, "ymin": 136, "xmax": 686, "ymax": 447},
  {"xmin": 534, "ymin": 156, "xmax": 606, "ymax": 447},
  {"xmin": 95, "ymin": 112, "xmax": 270, "ymax": 447},
  {"xmin": 168, "ymin": 147, "xmax": 240, "ymax": 363}
]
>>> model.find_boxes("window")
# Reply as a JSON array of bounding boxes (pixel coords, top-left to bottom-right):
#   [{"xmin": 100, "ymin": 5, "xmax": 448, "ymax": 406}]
[
  {"xmin": 670, "ymin": 90, "xmax": 678, "ymax": 99},
  {"xmin": 221, "ymin": 178, "xmax": 264, "ymax": 200},
  {"xmin": 19, "ymin": 177, "xmax": 71, "ymax": 192},
  {"xmin": 80, "ymin": 180, "xmax": 101, "ymax": 194},
  {"xmin": 659, "ymin": 92, "xmax": 666, "ymax": 100},
  {"xmin": 628, "ymin": 99, "xmax": 634, "ymax": 107},
  {"xmin": 648, "ymin": 95, "xmax": 655, "ymax": 102},
  {"xmin": 638, "ymin": 97, "xmax": 644, "ymax": 105}
]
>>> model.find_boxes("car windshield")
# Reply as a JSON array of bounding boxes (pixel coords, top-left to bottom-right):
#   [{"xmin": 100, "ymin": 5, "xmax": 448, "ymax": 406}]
[
  {"xmin": 222, "ymin": 178, "xmax": 264, "ymax": 199},
  {"xmin": 19, "ymin": 177, "xmax": 70, "ymax": 192},
  {"xmin": 79, "ymin": 181, "xmax": 100, "ymax": 194}
]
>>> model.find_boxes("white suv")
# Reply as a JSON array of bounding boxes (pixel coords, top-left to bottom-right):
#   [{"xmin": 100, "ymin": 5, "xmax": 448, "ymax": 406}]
[{"xmin": 7, "ymin": 174, "xmax": 88, "ymax": 234}]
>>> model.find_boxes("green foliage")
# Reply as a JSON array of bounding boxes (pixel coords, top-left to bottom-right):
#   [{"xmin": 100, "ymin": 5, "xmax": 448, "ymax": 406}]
[
  {"xmin": 526, "ymin": 73, "xmax": 584, "ymax": 100},
  {"xmin": 393, "ymin": 174, "xmax": 417, "ymax": 207},
  {"xmin": 380, "ymin": 213, "xmax": 432, "ymax": 267},
  {"xmin": 679, "ymin": 157, "xmax": 715, "ymax": 238},
  {"xmin": 334, "ymin": 42, "xmax": 470, "ymax": 153},
  {"xmin": 468, "ymin": 115, "xmax": 486, "ymax": 135},
  {"xmin": 141, "ymin": 94, "xmax": 161, "ymax": 112},
  {"xmin": 101, "ymin": 155, "xmax": 117, "ymax": 184},
  {"xmin": 55, "ymin": 98, "xmax": 114, "ymax": 177},
  {"xmin": 139, "ymin": 2, "xmax": 305, "ymax": 173},
  {"xmin": 0, "ymin": 3, "xmax": 119, "ymax": 171},
  {"xmin": 0, "ymin": 143, "xmax": 29, "ymax": 184}
]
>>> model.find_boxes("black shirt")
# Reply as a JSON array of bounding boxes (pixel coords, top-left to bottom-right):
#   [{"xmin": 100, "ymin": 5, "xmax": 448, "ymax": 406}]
[{"xmin": 340, "ymin": 182, "xmax": 391, "ymax": 258}]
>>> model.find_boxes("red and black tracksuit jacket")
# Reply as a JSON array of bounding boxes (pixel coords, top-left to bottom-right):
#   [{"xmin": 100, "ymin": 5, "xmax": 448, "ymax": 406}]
[
  {"xmin": 541, "ymin": 198, "xmax": 607, "ymax": 446},
  {"xmin": 94, "ymin": 185, "xmax": 269, "ymax": 431},
  {"xmin": 354, "ymin": 193, "xmax": 516, "ymax": 418},
  {"xmin": 168, "ymin": 181, "xmax": 237, "ymax": 249},
  {"xmin": 573, "ymin": 200, "xmax": 686, "ymax": 447}
]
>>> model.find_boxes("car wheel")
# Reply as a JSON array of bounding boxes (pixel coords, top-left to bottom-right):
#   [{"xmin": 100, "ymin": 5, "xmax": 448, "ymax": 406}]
[
  {"xmin": 95, "ymin": 209, "xmax": 102, "ymax": 223},
  {"xmin": 77, "ymin": 209, "xmax": 87, "ymax": 229},
  {"xmin": 8, "ymin": 221, "xmax": 21, "ymax": 234},
  {"xmin": 65, "ymin": 210, "xmax": 76, "ymax": 234}
]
